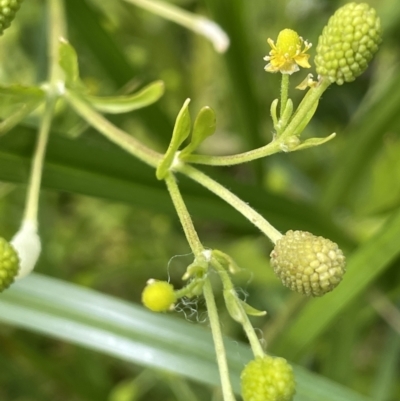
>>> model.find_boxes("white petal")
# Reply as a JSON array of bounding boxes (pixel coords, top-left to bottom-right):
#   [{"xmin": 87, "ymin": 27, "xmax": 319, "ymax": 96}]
[
  {"xmin": 11, "ymin": 220, "xmax": 41, "ymax": 279},
  {"xmin": 195, "ymin": 18, "xmax": 230, "ymax": 53}
]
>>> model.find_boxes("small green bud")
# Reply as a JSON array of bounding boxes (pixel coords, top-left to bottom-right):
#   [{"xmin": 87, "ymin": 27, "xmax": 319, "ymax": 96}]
[
  {"xmin": 0, "ymin": 237, "xmax": 20, "ymax": 292},
  {"xmin": 270, "ymin": 230, "xmax": 346, "ymax": 297},
  {"xmin": 241, "ymin": 356, "xmax": 295, "ymax": 401},
  {"xmin": 141, "ymin": 280, "xmax": 177, "ymax": 312},
  {"xmin": 0, "ymin": 0, "xmax": 24, "ymax": 35},
  {"xmin": 315, "ymin": 2, "xmax": 382, "ymax": 85}
]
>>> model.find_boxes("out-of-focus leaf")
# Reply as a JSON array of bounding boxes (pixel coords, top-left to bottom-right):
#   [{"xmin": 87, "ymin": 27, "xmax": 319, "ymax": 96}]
[
  {"xmin": 272, "ymin": 206, "xmax": 400, "ymax": 359},
  {"xmin": 0, "ymin": 85, "xmax": 45, "ymax": 101},
  {"xmin": 0, "ymin": 273, "xmax": 373, "ymax": 401},
  {"xmin": 321, "ymin": 71, "xmax": 400, "ymax": 211},
  {"xmin": 203, "ymin": 0, "xmax": 263, "ymax": 179},
  {"xmin": 85, "ymin": 81, "xmax": 165, "ymax": 114},
  {"xmin": 0, "ymin": 99, "xmax": 43, "ymax": 136},
  {"xmin": 0, "ymin": 85, "xmax": 45, "ymax": 136},
  {"xmin": 64, "ymin": 0, "xmax": 173, "ymax": 144},
  {"xmin": 351, "ymin": 137, "xmax": 400, "ymax": 215}
]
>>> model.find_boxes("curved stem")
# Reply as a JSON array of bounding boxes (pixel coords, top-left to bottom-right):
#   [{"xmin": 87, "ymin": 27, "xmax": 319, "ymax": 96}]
[
  {"xmin": 23, "ymin": 0, "xmax": 67, "ymax": 225},
  {"xmin": 182, "ymin": 77, "xmax": 331, "ymax": 167},
  {"xmin": 164, "ymin": 173, "xmax": 203, "ymax": 257},
  {"xmin": 203, "ymin": 278, "xmax": 237, "ymax": 401},
  {"xmin": 178, "ymin": 164, "xmax": 282, "ymax": 244},
  {"xmin": 64, "ymin": 90, "xmax": 162, "ymax": 168}
]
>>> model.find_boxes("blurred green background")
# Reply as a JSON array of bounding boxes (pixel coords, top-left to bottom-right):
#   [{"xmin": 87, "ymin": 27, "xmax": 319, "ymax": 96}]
[{"xmin": 0, "ymin": 0, "xmax": 399, "ymax": 400}]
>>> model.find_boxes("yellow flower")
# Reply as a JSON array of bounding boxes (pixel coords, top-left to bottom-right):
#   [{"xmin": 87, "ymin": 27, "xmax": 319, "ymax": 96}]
[{"xmin": 264, "ymin": 29, "xmax": 312, "ymax": 74}]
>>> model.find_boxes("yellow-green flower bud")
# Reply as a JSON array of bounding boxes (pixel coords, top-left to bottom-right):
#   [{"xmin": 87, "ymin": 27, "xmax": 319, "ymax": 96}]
[
  {"xmin": 241, "ymin": 356, "xmax": 295, "ymax": 401},
  {"xmin": 315, "ymin": 2, "xmax": 381, "ymax": 85},
  {"xmin": 270, "ymin": 230, "xmax": 346, "ymax": 297},
  {"xmin": 0, "ymin": 237, "xmax": 20, "ymax": 292},
  {"xmin": 0, "ymin": 0, "xmax": 24, "ymax": 35},
  {"xmin": 141, "ymin": 280, "xmax": 177, "ymax": 312}
]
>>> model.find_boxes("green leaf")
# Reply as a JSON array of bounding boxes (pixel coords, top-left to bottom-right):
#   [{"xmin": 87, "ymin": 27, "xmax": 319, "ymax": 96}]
[
  {"xmin": 180, "ymin": 107, "xmax": 216, "ymax": 157},
  {"xmin": 59, "ymin": 38, "xmax": 81, "ymax": 88},
  {"xmin": 0, "ymin": 99, "xmax": 43, "ymax": 136},
  {"xmin": 85, "ymin": 81, "xmax": 165, "ymax": 114},
  {"xmin": 64, "ymin": 0, "xmax": 173, "ymax": 146},
  {"xmin": 156, "ymin": 98, "xmax": 191, "ymax": 180},
  {"xmin": 0, "ymin": 274, "xmax": 374, "ymax": 401},
  {"xmin": 239, "ymin": 299, "xmax": 266, "ymax": 317},
  {"xmin": 293, "ymin": 133, "xmax": 336, "ymax": 151},
  {"xmin": 291, "ymin": 92, "xmax": 320, "ymax": 137},
  {"xmin": 0, "ymin": 85, "xmax": 45, "ymax": 136},
  {"xmin": 272, "ymin": 206, "xmax": 400, "ymax": 359},
  {"xmin": 0, "ymin": 85, "xmax": 45, "ymax": 101}
]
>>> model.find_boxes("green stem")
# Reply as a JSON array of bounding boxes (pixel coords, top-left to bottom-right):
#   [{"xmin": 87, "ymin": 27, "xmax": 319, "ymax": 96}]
[
  {"xmin": 64, "ymin": 90, "xmax": 162, "ymax": 168},
  {"xmin": 183, "ymin": 77, "xmax": 331, "ymax": 166},
  {"xmin": 203, "ymin": 278, "xmax": 237, "ymax": 401},
  {"xmin": 164, "ymin": 173, "xmax": 203, "ymax": 257},
  {"xmin": 23, "ymin": 0, "xmax": 66, "ymax": 224},
  {"xmin": 178, "ymin": 164, "xmax": 282, "ymax": 244},
  {"xmin": 280, "ymin": 73, "xmax": 289, "ymax": 118},
  {"xmin": 212, "ymin": 259, "xmax": 265, "ymax": 358}
]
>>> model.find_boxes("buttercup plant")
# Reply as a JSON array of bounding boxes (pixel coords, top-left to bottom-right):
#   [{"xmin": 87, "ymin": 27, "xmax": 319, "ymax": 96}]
[{"xmin": 0, "ymin": 1, "xmax": 382, "ymax": 400}]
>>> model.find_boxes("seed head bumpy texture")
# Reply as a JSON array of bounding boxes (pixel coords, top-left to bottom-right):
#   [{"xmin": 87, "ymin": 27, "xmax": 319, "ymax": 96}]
[
  {"xmin": 0, "ymin": 237, "xmax": 20, "ymax": 292},
  {"xmin": 315, "ymin": 2, "xmax": 381, "ymax": 85},
  {"xmin": 270, "ymin": 230, "xmax": 346, "ymax": 297},
  {"xmin": 0, "ymin": 0, "xmax": 23, "ymax": 35},
  {"xmin": 141, "ymin": 280, "xmax": 176, "ymax": 312},
  {"xmin": 241, "ymin": 356, "xmax": 295, "ymax": 401}
]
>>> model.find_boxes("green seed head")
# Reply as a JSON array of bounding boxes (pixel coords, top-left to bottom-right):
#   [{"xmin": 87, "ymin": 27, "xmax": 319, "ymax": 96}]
[
  {"xmin": 241, "ymin": 356, "xmax": 295, "ymax": 401},
  {"xmin": 0, "ymin": 0, "xmax": 24, "ymax": 35},
  {"xmin": 0, "ymin": 237, "xmax": 20, "ymax": 292},
  {"xmin": 315, "ymin": 2, "xmax": 382, "ymax": 85},
  {"xmin": 270, "ymin": 230, "xmax": 346, "ymax": 297}
]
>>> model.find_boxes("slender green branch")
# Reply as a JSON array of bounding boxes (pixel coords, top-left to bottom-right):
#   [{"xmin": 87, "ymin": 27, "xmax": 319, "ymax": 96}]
[
  {"xmin": 203, "ymin": 278, "xmax": 237, "ymax": 401},
  {"xmin": 182, "ymin": 77, "xmax": 331, "ymax": 166},
  {"xmin": 183, "ymin": 140, "xmax": 282, "ymax": 166},
  {"xmin": 164, "ymin": 173, "xmax": 203, "ymax": 257},
  {"xmin": 23, "ymin": 0, "xmax": 67, "ymax": 224},
  {"xmin": 178, "ymin": 164, "xmax": 282, "ymax": 244},
  {"xmin": 64, "ymin": 90, "xmax": 162, "ymax": 168}
]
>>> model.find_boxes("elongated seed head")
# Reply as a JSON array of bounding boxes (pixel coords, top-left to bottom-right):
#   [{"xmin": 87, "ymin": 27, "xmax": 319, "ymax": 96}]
[{"xmin": 315, "ymin": 2, "xmax": 381, "ymax": 85}]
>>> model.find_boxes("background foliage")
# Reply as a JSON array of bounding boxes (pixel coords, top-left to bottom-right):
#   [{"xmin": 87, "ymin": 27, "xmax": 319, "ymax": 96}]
[{"xmin": 0, "ymin": 0, "xmax": 399, "ymax": 400}]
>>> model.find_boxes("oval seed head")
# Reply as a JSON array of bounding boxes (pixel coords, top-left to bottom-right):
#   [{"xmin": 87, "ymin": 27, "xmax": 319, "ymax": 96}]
[
  {"xmin": 0, "ymin": 0, "xmax": 24, "ymax": 35},
  {"xmin": 270, "ymin": 230, "xmax": 346, "ymax": 297},
  {"xmin": 241, "ymin": 356, "xmax": 295, "ymax": 401},
  {"xmin": 0, "ymin": 237, "xmax": 20, "ymax": 292},
  {"xmin": 141, "ymin": 280, "xmax": 177, "ymax": 312},
  {"xmin": 315, "ymin": 2, "xmax": 382, "ymax": 85}
]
